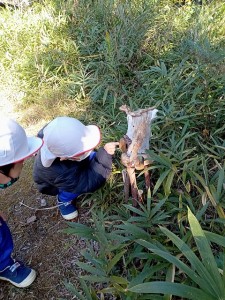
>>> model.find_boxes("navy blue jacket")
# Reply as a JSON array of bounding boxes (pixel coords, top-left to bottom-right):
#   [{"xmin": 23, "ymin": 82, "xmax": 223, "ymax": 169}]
[
  {"xmin": 33, "ymin": 125, "xmax": 113, "ymax": 196},
  {"xmin": 33, "ymin": 148, "xmax": 112, "ymax": 196},
  {"xmin": 33, "ymin": 125, "xmax": 112, "ymax": 196}
]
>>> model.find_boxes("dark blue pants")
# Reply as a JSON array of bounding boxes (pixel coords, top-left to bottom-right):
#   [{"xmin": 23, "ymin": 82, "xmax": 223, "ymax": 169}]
[
  {"xmin": 0, "ymin": 217, "xmax": 14, "ymax": 271},
  {"xmin": 58, "ymin": 190, "xmax": 79, "ymax": 202}
]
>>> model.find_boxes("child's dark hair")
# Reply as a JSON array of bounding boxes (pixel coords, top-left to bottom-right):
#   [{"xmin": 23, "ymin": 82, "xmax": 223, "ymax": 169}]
[{"xmin": 0, "ymin": 164, "xmax": 15, "ymax": 177}]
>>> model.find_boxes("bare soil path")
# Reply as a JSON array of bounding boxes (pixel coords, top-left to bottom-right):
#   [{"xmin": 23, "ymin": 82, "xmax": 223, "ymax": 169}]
[{"xmin": 0, "ymin": 91, "xmax": 87, "ymax": 300}]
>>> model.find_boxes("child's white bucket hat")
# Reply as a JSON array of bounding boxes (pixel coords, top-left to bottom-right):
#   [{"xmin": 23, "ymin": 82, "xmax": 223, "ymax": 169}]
[
  {"xmin": 41, "ymin": 116, "xmax": 101, "ymax": 167},
  {"xmin": 0, "ymin": 118, "xmax": 43, "ymax": 166}
]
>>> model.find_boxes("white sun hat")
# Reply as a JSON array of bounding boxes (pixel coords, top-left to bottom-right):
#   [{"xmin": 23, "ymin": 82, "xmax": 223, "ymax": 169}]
[
  {"xmin": 41, "ymin": 116, "xmax": 101, "ymax": 167},
  {"xmin": 0, "ymin": 117, "xmax": 43, "ymax": 166}
]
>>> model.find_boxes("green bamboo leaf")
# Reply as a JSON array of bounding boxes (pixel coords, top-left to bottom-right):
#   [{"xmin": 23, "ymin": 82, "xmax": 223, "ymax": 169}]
[
  {"xmin": 164, "ymin": 170, "xmax": 175, "ymax": 196},
  {"xmin": 151, "ymin": 212, "xmax": 169, "ymax": 224},
  {"xmin": 115, "ymin": 223, "xmax": 151, "ymax": 240},
  {"xmin": 64, "ymin": 281, "xmax": 86, "ymax": 300},
  {"xmin": 110, "ymin": 275, "xmax": 128, "ymax": 285},
  {"xmin": 174, "ymin": 113, "xmax": 202, "ymax": 121},
  {"xmin": 196, "ymin": 202, "xmax": 209, "ymax": 220},
  {"xmin": 147, "ymin": 151, "xmax": 172, "ymax": 168},
  {"xmin": 62, "ymin": 222, "xmax": 94, "ymax": 237},
  {"xmin": 210, "ymin": 218, "xmax": 225, "ymax": 224},
  {"xmin": 200, "ymin": 143, "xmax": 220, "ymax": 156},
  {"xmin": 80, "ymin": 275, "xmax": 109, "ymax": 283},
  {"xmin": 127, "ymin": 216, "xmax": 148, "ymax": 223},
  {"xmin": 205, "ymin": 185, "xmax": 220, "ymax": 209},
  {"xmin": 99, "ymin": 287, "xmax": 117, "ymax": 294},
  {"xmin": 76, "ymin": 262, "xmax": 106, "ymax": 277},
  {"xmin": 107, "ymin": 250, "xmax": 126, "ymax": 273},
  {"xmin": 176, "ymin": 131, "xmax": 196, "ymax": 149},
  {"xmin": 188, "ymin": 208, "xmax": 224, "ymax": 296},
  {"xmin": 223, "ymin": 253, "xmax": 225, "ymax": 288},
  {"xmin": 210, "ymin": 183, "xmax": 219, "ymax": 203},
  {"xmin": 192, "ymin": 171, "xmax": 207, "ymax": 188},
  {"xmin": 183, "ymin": 76, "xmax": 198, "ymax": 89},
  {"xmin": 102, "ymin": 87, "xmax": 109, "ymax": 105},
  {"xmin": 185, "ymin": 180, "xmax": 191, "ymax": 193},
  {"xmin": 182, "ymin": 168, "xmax": 187, "ymax": 185},
  {"xmin": 159, "ymin": 153, "xmax": 173, "ymax": 168},
  {"xmin": 136, "ymin": 239, "xmax": 211, "ymax": 294},
  {"xmin": 192, "ymin": 172, "xmax": 223, "ymax": 214},
  {"xmin": 160, "ymin": 61, "xmax": 167, "ymax": 77},
  {"xmin": 164, "ymin": 264, "xmax": 175, "ymax": 300},
  {"xmin": 158, "ymin": 227, "xmax": 219, "ymax": 295},
  {"xmin": 79, "ymin": 278, "xmax": 94, "ymax": 300},
  {"xmin": 153, "ymin": 169, "xmax": 170, "ymax": 195},
  {"xmin": 128, "ymin": 282, "xmax": 215, "ymax": 300},
  {"xmin": 128, "ymin": 265, "xmax": 155, "ymax": 288},
  {"xmin": 61, "ymin": 227, "xmax": 95, "ymax": 240},
  {"xmin": 217, "ymin": 165, "xmax": 225, "ymax": 196},
  {"xmin": 64, "ymin": 222, "xmax": 95, "ymax": 231},
  {"xmin": 191, "ymin": 86, "xmax": 203, "ymax": 101},
  {"xmin": 81, "ymin": 250, "xmax": 106, "ymax": 268},
  {"xmin": 112, "ymin": 282, "xmax": 126, "ymax": 292},
  {"xmin": 204, "ymin": 230, "xmax": 225, "ymax": 247},
  {"xmin": 123, "ymin": 204, "xmax": 147, "ymax": 217},
  {"xmin": 108, "ymin": 232, "xmax": 131, "ymax": 243},
  {"xmin": 202, "ymin": 157, "xmax": 209, "ymax": 185},
  {"xmin": 90, "ymin": 289, "xmax": 99, "ymax": 300},
  {"xmin": 150, "ymin": 198, "xmax": 167, "ymax": 218}
]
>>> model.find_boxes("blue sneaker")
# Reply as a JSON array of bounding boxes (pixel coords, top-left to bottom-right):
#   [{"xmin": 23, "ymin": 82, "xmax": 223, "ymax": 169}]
[
  {"xmin": 0, "ymin": 261, "xmax": 36, "ymax": 288},
  {"xmin": 57, "ymin": 198, "xmax": 78, "ymax": 220}
]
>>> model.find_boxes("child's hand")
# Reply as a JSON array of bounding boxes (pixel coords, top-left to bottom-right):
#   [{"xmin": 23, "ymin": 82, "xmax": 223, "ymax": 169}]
[{"xmin": 104, "ymin": 142, "xmax": 119, "ymax": 155}]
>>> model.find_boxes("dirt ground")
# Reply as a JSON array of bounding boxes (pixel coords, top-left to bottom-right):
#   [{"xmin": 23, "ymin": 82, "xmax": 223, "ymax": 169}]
[
  {"xmin": 0, "ymin": 159, "xmax": 93, "ymax": 300},
  {"xmin": 0, "ymin": 93, "xmax": 93, "ymax": 299}
]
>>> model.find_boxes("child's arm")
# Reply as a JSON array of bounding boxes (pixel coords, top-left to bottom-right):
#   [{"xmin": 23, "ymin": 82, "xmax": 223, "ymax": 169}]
[
  {"xmin": 60, "ymin": 143, "xmax": 118, "ymax": 194},
  {"xmin": 104, "ymin": 142, "xmax": 119, "ymax": 155}
]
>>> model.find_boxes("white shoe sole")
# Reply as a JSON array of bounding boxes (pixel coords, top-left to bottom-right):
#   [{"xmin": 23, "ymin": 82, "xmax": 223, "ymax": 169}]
[
  {"xmin": 0, "ymin": 269, "xmax": 36, "ymax": 288},
  {"xmin": 62, "ymin": 210, "xmax": 79, "ymax": 220}
]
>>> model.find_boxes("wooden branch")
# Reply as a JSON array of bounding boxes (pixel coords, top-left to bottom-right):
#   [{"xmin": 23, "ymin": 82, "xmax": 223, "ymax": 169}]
[
  {"xmin": 122, "ymin": 169, "xmax": 130, "ymax": 203},
  {"xmin": 126, "ymin": 166, "xmax": 139, "ymax": 207}
]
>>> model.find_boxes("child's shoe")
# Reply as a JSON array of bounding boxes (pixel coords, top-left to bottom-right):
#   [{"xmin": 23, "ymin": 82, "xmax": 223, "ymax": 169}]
[
  {"xmin": 57, "ymin": 199, "xmax": 78, "ymax": 220},
  {"xmin": 0, "ymin": 261, "xmax": 36, "ymax": 288}
]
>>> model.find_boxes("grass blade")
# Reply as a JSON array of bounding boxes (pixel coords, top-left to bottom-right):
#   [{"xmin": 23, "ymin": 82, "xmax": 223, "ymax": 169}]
[
  {"xmin": 188, "ymin": 208, "xmax": 224, "ymax": 296},
  {"xmin": 128, "ymin": 282, "xmax": 216, "ymax": 300}
]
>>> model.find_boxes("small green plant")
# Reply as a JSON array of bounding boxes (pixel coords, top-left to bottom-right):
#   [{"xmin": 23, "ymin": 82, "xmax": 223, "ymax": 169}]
[
  {"xmin": 129, "ymin": 208, "xmax": 225, "ymax": 300},
  {"xmin": 190, "ymin": 158, "xmax": 225, "ymax": 219},
  {"xmin": 112, "ymin": 189, "xmax": 170, "ymax": 229},
  {"xmin": 62, "ymin": 207, "xmax": 170, "ymax": 299}
]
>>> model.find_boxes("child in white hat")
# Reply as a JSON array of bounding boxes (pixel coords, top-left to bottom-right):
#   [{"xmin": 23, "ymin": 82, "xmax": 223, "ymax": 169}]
[
  {"xmin": 0, "ymin": 118, "xmax": 43, "ymax": 288},
  {"xmin": 33, "ymin": 116, "xmax": 119, "ymax": 220}
]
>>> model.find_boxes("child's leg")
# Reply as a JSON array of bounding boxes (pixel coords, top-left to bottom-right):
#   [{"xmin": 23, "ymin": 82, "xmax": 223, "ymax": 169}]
[
  {"xmin": 0, "ymin": 217, "xmax": 36, "ymax": 287},
  {"xmin": 58, "ymin": 190, "xmax": 79, "ymax": 203},
  {"xmin": 57, "ymin": 190, "xmax": 79, "ymax": 220},
  {"xmin": 0, "ymin": 218, "xmax": 14, "ymax": 271}
]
